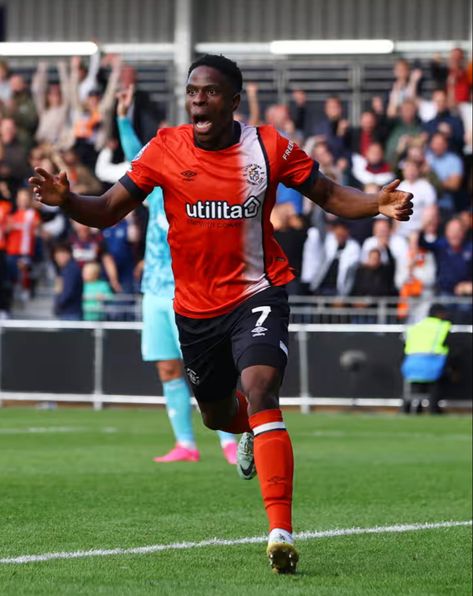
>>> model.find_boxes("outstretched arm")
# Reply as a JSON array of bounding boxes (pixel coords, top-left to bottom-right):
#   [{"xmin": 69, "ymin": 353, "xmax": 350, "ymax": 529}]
[
  {"xmin": 29, "ymin": 168, "xmax": 141, "ymax": 229},
  {"xmin": 304, "ymin": 173, "xmax": 413, "ymax": 221}
]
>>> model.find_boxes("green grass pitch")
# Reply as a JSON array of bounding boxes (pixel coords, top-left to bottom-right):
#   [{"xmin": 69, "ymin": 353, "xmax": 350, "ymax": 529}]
[{"xmin": 0, "ymin": 407, "xmax": 471, "ymax": 595}]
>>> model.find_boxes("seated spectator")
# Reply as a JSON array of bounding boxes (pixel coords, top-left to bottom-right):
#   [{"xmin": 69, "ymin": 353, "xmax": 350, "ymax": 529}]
[
  {"xmin": 352, "ymin": 248, "xmax": 396, "ymax": 298},
  {"xmin": 102, "ymin": 216, "xmax": 139, "ymax": 294},
  {"xmin": 311, "ymin": 95, "xmax": 351, "ymax": 160},
  {"xmin": 82, "ymin": 261, "xmax": 113, "ymax": 321},
  {"xmin": 69, "ymin": 221, "xmax": 121, "ymax": 292},
  {"xmin": 271, "ymin": 203, "xmax": 307, "ymax": 295},
  {"xmin": 387, "ymin": 58, "xmax": 422, "ymax": 118},
  {"xmin": 362, "ymin": 218, "xmax": 409, "ymax": 291},
  {"xmin": 423, "ymin": 89, "xmax": 464, "ymax": 153},
  {"xmin": 5, "ymin": 188, "xmax": 41, "ymax": 301},
  {"xmin": 0, "ymin": 118, "xmax": 30, "ymax": 195},
  {"xmin": 352, "ymin": 142, "xmax": 395, "ymax": 187},
  {"xmin": 52, "ymin": 242, "xmax": 83, "ymax": 320},
  {"xmin": 419, "ymin": 216, "xmax": 472, "ymax": 298},
  {"xmin": 301, "ymin": 219, "xmax": 360, "ymax": 296},
  {"xmin": 306, "ymin": 140, "xmax": 345, "ymax": 184},
  {"xmin": 425, "ymin": 131, "xmax": 464, "ymax": 213},
  {"xmin": 385, "ymin": 99, "xmax": 424, "ymax": 165},
  {"xmin": 396, "ymin": 159, "xmax": 437, "ymax": 239},
  {"xmin": 350, "ymin": 111, "xmax": 387, "ymax": 157},
  {"xmin": 400, "ymin": 144, "xmax": 442, "ymax": 194},
  {"xmin": 32, "ymin": 61, "xmax": 72, "ymax": 149}
]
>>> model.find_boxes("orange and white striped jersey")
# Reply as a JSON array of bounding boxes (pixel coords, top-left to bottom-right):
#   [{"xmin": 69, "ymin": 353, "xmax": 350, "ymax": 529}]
[
  {"xmin": 121, "ymin": 123, "xmax": 318, "ymax": 318},
  {"xmin": 6, "ymin": 208, "xmax": 41, "ymax": 257}
]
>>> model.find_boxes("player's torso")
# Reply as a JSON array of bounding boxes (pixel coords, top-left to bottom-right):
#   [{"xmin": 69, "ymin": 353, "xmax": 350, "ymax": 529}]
[{"xmin": 159, "ymin": 124, "xmax": 291, "ymax": 317}]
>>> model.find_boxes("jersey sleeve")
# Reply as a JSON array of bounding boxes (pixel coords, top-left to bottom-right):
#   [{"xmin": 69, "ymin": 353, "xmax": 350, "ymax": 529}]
[
  {"xmin": 274, "ymin": 132, "xmax": 319, "ymax": 194},
  {"xmin": 119, "ymin": 131, "xmax": 165, "ymax": 200}
]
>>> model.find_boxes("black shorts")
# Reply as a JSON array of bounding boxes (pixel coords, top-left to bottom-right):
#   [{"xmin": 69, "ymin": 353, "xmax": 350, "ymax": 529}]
[{"xmin": 175, "ymin": 286, "xmax": 290, "ymax": 402}]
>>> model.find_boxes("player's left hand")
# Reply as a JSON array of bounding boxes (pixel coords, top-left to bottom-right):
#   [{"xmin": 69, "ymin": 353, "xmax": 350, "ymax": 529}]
[{"xmin": 377, "ymin": 179, "xmax": 413, "ymax": 221}]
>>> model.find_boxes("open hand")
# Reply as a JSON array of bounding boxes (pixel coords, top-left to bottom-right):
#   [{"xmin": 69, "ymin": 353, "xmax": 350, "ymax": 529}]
[
  {"xmin": 29, "ymin": 168, "xmax": 70, "ymax": 208},
  {"xmin": 116, "ymin": 84, "xmax": 135, "ymax": 117},
  {"xmin": 377, "ymin": 179, "xmax": 413, "ymax": 221}
]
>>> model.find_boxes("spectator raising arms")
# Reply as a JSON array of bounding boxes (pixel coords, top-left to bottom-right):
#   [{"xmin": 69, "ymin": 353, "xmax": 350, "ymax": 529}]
[{"xmin": 32, "ymin": 61, "xmax": 72, "ymax": 149}]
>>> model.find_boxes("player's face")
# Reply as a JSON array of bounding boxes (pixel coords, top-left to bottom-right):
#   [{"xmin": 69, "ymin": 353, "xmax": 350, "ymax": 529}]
[{"xmin": 185, "ymin": 66, "xmax": 240, "ymax": 150}]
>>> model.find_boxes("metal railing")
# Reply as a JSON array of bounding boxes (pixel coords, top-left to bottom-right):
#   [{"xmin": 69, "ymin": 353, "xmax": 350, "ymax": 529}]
[
  {"xmin": 0, "ymin": 319, "xmax": 471, "ymax": 412},
  {"xmin": 11, "ymin": 292, "xmax": 473, "ymax": 326}
]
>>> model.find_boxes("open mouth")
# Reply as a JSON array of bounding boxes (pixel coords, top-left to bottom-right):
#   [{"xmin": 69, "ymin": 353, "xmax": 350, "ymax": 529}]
[{"xmin": 192, "ymin": 115, "xmax": 213, "ymax": 135}]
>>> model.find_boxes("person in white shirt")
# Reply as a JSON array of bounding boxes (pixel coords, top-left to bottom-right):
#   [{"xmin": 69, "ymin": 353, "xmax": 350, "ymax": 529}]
[
  {"xmin": 362, "ymin": 218, "xmax": 409, "ymax": 290},
  {"xmin": 395, "ymin": 159, "xmax": 437, "ymax": 239},
  {"xmin": 301, "ymin": 220, "xmax": 361, "ymax": 296}
]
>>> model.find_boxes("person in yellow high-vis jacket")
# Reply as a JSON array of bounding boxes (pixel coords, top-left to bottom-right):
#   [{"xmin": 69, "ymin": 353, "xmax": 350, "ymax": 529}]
[{"xmin": 401, "ymin": 304, "xmax": 452, "ymax": 413}]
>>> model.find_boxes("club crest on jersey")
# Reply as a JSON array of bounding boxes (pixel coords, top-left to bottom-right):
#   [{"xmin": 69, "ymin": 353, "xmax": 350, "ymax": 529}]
[
  {"xmin": 186, "ymin": 197, "xmax": 261, "ymax": 220},
  {"xmin": 244, "ymin": 163, "xmax": 265, "ymax": 185}
]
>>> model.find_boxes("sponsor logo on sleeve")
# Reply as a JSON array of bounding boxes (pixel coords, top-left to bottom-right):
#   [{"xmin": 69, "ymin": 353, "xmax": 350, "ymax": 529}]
[{"xmin": 282, "ymin": 140, "xmax": 294, "ymax": 161}]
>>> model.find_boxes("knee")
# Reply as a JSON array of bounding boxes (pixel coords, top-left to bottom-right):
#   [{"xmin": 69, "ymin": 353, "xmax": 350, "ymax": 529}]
[
  {"xmin": 200, "ymin": 411, "xmax": 221, "ymax": 431},
  {"xmin": 157, "ymin": 360, "xmax": 182, "ymax": 383},
  {"xmin": 243, "ymin": 372, "xmax": 280, "ymax": 413}
]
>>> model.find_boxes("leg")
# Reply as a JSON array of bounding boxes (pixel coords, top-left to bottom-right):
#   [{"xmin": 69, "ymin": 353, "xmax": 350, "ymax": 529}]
[
  {"xmin": 156, "ymin": 358, "xmax": 197, "ymax": 452},
  {"xmin": 232, "ymin": 288, "xmax": 297, "ymax": 572},
  {"xmin": 142, "ymin": 294, "xmax": 198, "ymax": 462}
]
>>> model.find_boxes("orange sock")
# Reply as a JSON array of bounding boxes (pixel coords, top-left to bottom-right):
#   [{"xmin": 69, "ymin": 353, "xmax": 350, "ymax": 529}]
[
  {"xmin": 220, "ymin": 390, "xmax": 251, "ymax": 433},
  {"xmin": 249, "ymin": 409, "xmax": 293, "ymax": 533}
]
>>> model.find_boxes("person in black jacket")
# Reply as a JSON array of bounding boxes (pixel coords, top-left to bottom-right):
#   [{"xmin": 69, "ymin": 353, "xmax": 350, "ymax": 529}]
[
  {"xmin": 352, "ymin": 247, "xmax": 397, "ymax": 298},
  {"xmin": 52, "ymin": 242, "xmax": 83, "ymax": 320}
]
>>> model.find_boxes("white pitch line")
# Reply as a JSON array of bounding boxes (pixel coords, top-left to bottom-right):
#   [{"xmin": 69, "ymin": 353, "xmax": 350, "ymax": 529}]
[
  {"xmin": 0, "ymin": 427, "xmax": 118, "ymax": 435},
  {"xmin": 0, "ymin": 520, "xmax": 470, "ymax": 565}
]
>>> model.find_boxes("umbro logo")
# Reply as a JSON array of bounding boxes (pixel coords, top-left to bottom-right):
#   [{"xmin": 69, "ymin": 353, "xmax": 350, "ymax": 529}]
[{"xmin": 181, "ymin": 170, "xmax": 197, "ymax": 180}]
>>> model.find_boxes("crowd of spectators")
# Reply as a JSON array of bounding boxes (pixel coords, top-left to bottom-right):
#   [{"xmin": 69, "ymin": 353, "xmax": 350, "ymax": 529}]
[{"xmin": 0, "ymin": 47, "xmax": 471, "ymax": 322}]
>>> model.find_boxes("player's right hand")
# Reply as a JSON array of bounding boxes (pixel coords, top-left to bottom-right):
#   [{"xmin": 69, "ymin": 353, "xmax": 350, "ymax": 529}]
[{"xmin": 29, "ymin": 168, "xmax": 70, "ymax": 208}]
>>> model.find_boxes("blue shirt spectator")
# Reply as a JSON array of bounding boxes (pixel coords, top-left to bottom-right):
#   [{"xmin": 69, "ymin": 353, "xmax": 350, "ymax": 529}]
[
  {"xmin": 52, "ymin": 243, "xmax": 83, "ymax": 320},
  {"xmin": 276, "ymin": 184, "xmax": 303, "ymax": 214},
  {"xmin": 102, "ymin": 219, "xmax": 136, "ymax": 293},
  {"xmin": 423, "ymin": 90, "xmax": 464, "ymax": 153},
  {"xmin": 426, "ymin": 132, "xmax": 464, "ymax": 212}
]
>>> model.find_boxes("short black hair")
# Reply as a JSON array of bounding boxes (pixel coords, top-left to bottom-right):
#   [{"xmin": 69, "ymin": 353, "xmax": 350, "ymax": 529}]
[
  {"xmin": 52, "ymin": 241, "xmax": 72, "ymax": 256},
  {"xmin": 429, "ymin": 303, "xmax": 449, "ymax": 319},
  {"xmin": 188, "ymin": 54, "xmax": 243, "ymax": 93}
]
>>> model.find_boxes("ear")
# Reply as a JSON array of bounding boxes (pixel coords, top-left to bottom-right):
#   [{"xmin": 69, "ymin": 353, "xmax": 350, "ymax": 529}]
[{"xmin": 232, "ymin": 93, "xmax": 241, "ymax": 113}]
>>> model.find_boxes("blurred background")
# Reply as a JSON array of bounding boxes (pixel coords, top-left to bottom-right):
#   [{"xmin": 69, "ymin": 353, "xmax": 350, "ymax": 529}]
[{"xmin": 0, "ymin": 0, "xmax": 471, "ymax": 411}]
